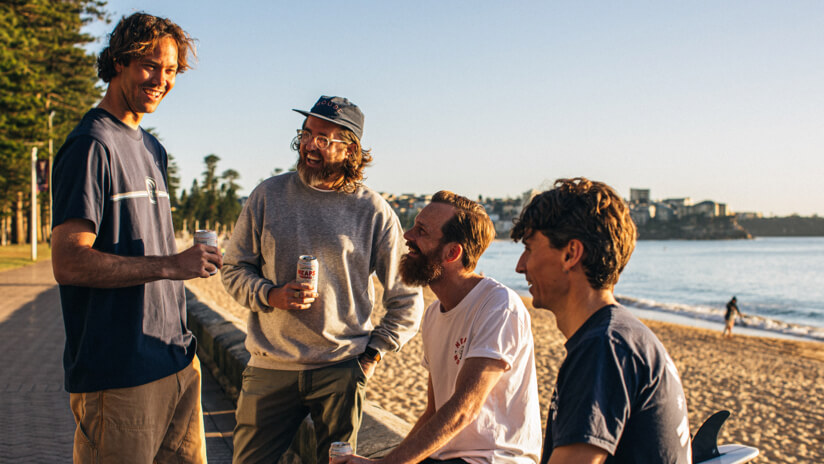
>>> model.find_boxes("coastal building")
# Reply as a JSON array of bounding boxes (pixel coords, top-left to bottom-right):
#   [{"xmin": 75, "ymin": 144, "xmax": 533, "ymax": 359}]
[
  {"xmin": 663, "ymin": 198, "xmax": 693, "ymax": 218},
  {"xmin": 736, "ymin": 211, "xmax": 763, "ymax": 220},
  {"xmin": 653, "ymin": 202, "xmax": 677, "ymax": 221},
  {"xmin": 693, "ymin": 200, "xmax": 720, "ymax": 218},
  {"xmin": 630, "ymin": 188, "xmax": 651, "ymax": 204},
  {"xmin": 692, "ymin": 200, "xmax": 733, "ymax": 218},
  {"xmin": 630, "ymin": 204, "xmax": 656, "ymax": 226}
]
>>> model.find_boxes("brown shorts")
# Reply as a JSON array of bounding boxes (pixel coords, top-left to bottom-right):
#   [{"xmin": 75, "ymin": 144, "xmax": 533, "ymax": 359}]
[{"xmin": 69, "ymin": 356, "xmax": 206, "ymax": 463}]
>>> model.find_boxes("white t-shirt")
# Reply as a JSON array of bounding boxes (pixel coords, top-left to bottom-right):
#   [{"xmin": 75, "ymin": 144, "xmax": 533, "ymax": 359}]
[{"xmin": 421, "ymin": 277, "xmax": 541, "ymax": 464}]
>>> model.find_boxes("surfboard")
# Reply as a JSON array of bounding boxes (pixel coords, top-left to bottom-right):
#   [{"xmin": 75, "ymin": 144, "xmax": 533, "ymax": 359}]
[{"xmin": 698, "ymin": 444, "xmax": 759, "ymax": 464}]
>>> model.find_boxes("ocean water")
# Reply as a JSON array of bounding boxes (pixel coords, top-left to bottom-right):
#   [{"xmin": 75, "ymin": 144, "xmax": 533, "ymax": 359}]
[{"xmin": 476, "ymin": 237, "xmax": 824, "ymax": 342}]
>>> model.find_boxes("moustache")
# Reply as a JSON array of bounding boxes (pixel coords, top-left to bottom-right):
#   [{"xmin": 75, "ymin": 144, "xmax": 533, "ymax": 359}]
[{"xmin": 300, "ymin": 149, "xmax": 323, "ymax": 161}]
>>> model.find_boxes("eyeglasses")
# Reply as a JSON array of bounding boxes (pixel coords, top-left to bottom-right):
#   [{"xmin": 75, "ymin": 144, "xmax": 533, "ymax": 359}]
[{"xmin": 296, "ymin": 130, "xmax": 347, "ymax": 150}]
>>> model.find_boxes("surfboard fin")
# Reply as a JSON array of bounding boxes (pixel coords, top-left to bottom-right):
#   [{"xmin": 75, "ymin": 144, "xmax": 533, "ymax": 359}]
[{"xmin": 692, "ymin": 410, "xmax": 731, "ymax": 463}]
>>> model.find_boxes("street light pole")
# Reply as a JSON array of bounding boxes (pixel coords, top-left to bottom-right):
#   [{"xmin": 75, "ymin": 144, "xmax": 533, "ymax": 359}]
[
  {"xmin": 48, "ymin": 110, "xmax": 55, "ymax": 245},
  {"xmin": 31, "ymin": 147, "xmax": 38, "ymax": 261}
]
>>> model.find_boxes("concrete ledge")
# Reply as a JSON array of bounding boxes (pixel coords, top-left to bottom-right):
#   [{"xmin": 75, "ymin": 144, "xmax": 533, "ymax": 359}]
[
  {"xmin": 185, "ymin": 289, "xmax": 411, "ymax": 461},
  {"xmin": 186, "ymin": 289, "xmax": 249, "ymax": 399}
]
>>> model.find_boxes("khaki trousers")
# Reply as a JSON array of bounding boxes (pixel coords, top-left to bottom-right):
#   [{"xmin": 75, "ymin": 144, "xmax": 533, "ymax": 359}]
[{"xmin": 69, "ymin": 356, "xmax": 206, "ymax": 463}]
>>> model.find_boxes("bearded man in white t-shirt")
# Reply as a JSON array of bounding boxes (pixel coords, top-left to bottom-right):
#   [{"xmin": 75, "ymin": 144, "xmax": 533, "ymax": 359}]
[{"xmin": 335, "ymin": 190, "xmax": 542, "ymax": 464}]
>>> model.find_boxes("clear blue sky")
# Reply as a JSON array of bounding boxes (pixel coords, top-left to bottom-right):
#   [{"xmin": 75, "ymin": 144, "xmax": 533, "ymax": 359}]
[{"xmin": 83, "ymin": 1, "xmax": 824, "ymax": 216}]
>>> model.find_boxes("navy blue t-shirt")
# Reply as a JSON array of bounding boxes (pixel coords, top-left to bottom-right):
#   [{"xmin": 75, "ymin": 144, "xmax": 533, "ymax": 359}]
[
  {"xmin": 52, "ymin": 109, "xmax": 195, "ymax": 393},
  {"xmin": 541, "ymin": 305, "xmax": 691, "ymax": 464}
]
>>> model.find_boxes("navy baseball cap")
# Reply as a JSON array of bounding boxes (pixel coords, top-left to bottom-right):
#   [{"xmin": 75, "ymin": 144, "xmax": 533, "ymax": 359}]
[{"xmin": 293, "ymin": 96, "xmax": 364, "ymax": 140}]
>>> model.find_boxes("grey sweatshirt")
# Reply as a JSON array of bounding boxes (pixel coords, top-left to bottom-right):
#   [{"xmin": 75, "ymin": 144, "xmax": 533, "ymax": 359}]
[{"xmin": 221, "ymin": 172, "xmax": 424, "ymax": 370}]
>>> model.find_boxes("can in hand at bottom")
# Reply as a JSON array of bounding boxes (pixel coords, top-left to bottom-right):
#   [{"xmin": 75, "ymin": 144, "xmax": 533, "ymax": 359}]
[{"xmin": 329, "ymin": 441, "xmax": 353, "ymax": 460}]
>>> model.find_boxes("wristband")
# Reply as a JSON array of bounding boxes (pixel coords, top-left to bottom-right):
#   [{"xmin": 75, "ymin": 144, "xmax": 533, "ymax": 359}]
[{"xmin": 362, "ymin": 346, "xmax": 382, "ymax": 363}]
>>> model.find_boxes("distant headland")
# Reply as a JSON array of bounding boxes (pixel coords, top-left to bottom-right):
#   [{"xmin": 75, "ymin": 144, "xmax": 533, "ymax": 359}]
[{"xmin": 381, "ymin": 188, "xmax": 823, "ymax": 240}]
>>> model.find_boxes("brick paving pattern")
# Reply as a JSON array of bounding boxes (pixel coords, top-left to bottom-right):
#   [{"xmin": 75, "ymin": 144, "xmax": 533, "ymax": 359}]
[{"xmin": 0, "ymin": 260, "xmax": 234, "ymax": 463}]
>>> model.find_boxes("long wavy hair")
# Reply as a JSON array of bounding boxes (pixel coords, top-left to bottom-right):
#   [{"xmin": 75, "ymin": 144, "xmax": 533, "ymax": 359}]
[{"xmin": 97, "ymin": 12, "xmax": 196, "ymax": 83}]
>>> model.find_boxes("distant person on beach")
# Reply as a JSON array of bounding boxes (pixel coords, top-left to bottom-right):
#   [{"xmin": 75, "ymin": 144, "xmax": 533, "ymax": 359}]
[
  {"xmin": 221, "ymin": 95, "xmax": 424, "ymax": 463},
  {"xmin": 51, "ymin": 13, "xmax": 218, "ymax": 463},
  {"xmin": 335, "ymin": 190, "xmax": 541, "ymax": 464},
  {"xmin": 512, "ymin": 178, "xmax": 691, "ymax": 464},
  {"xmin": 723, "ymin": 296, "xmax": 743, "ymax": 337}
]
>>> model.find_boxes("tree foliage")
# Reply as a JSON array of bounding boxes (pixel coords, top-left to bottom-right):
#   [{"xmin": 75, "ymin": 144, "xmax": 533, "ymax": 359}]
[
  {"xmin": 0, "ymin": 0, "xmax": 106, "ymax": 217},
  {"xmin": 173, "ymin": 155, "xmax": 242, "ymax": 232}
]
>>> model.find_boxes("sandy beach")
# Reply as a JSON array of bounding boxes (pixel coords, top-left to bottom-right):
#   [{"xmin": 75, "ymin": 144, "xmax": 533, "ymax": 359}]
[{"xmin": 186, "ymin": 274, "xmax": 824, "ymax": 463}]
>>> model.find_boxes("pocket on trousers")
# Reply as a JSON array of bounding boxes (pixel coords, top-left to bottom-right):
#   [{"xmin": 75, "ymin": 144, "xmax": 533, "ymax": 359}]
[
  {"xmin": 75, "ymin": 421, "xmax": 94, "ymax": 447},
  {"xmin": 73, "ymin": 411, "xmax": 98, "ymax": 462},
  {"xmin": 352, "ymin": 358, "xmax": 368, "ymax": 385}
]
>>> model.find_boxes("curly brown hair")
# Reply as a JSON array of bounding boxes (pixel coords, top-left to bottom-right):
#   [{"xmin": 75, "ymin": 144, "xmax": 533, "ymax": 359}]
[
  {"xmin": 431, "ymin": 190, "xmax": 495, "ymax": 272},
  {"xmin": 97, "ymin": 12, "xmax": 196, "ymax": 83},
  {"xmin": 511, "ymin": 177, "xmax": 637, "ymax": 290},
  {"xmin": 290, "ymin": 124, "xmax": 373, "ymax": 194}
]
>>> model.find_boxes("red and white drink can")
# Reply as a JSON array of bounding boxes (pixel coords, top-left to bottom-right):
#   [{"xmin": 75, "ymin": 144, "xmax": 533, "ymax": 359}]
[
  {"xmin": 194, "ymin": 230, "xmax": 218, "ymax": 275},
  {"xmin": 296, "ymin": 255, "xmax": 318, "ymax": 290},
  {"xmin": 329, "ymin": 441, "xmax": 353, "ymax": 460}
]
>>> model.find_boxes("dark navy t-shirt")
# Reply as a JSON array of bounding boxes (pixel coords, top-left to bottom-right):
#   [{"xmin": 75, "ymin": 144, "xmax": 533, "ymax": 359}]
[
  {"xmin": 541, "ymin": 305, "xmax": 691, "ymax": 464},
  {"xmin": 53, "ymin": 109, "xmax": 195, "ymax": 393}
]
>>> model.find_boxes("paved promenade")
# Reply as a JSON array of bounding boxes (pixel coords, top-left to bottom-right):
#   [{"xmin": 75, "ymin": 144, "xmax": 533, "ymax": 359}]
[{"xmin": 0, "ymin": 260, "xmax": 235, "ymax": 463}]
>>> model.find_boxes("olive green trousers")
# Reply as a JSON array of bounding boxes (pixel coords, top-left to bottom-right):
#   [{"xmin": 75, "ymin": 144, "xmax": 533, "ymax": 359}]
[{"xmin": 233, "ymin": 358, "xmax": 368, "ymax": 464}]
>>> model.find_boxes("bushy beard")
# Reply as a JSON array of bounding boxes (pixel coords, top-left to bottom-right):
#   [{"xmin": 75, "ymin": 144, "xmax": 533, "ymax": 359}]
[
  {"xmin": 400, "ymin": 243, "xmax": 445, "ymax": 286},
  {"xmin": 296, "ymin": 150, "xmax": 347, "ymax": 189}
]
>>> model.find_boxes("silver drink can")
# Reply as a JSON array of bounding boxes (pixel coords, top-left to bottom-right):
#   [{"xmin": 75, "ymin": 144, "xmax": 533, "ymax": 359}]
[
  {"xmin": 296, "ymin": 255, "xmax": 319, "ymax": 290},
  {"xmin": 194, "ymin": 230, "xmax": 218, "ymax": 275},
  {"xmin": 194, "ymin": 229, "xmax": 217, "ymax": 248},
  {"xmin": 329, "ymin": 441, "xmax": 353, "ymax": 459}
]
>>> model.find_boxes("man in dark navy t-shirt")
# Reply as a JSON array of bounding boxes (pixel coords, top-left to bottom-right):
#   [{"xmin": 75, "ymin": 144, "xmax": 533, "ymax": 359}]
[
  {"xmin": 511, "ymin": 178, "xmax": 691, "ymax": 464},
  {"xmin": 51, "ymin": 13, "xmax": 221, "ymax": 463}
]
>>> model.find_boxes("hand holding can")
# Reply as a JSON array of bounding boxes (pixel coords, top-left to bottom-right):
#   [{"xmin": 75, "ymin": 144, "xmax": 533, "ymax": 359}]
[{"xmin": 194, "ymin": 230, "xmax": 218, "ymax": 276}]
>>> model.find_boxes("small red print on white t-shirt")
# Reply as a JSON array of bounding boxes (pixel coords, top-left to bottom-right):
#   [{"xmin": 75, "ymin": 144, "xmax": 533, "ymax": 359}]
[{"xmin": 453, "ymin": 337, "xmax": 467, "ymax": 365}]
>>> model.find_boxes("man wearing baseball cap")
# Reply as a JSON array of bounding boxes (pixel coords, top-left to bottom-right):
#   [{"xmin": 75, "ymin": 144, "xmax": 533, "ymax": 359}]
[{"xmin": 222, "ymin": 96, "xmax": 424, "ymax": 463}]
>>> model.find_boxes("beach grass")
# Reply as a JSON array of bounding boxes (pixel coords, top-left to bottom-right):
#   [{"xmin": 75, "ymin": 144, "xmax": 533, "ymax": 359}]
[{"xmin": 0, "ymin": 243, "xmax": 52, "ymax": 272}]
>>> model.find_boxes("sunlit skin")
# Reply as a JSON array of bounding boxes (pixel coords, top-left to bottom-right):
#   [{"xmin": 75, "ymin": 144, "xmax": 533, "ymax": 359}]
[
  {"xmin": 399, "ymin": 202, "xmax": 454, "ymax": 290},
  {"xmin": 298, "ymin": 116, "xmax": 353, "ymax": 189},
  {"xmin": 402, "ymin": 203, "xmax": 452, "ymax": 263},
  {"xmin": 98, "ymin": 36, "xmax": 179, "ymax": 129},
  {"xmin": 515, "ymin": 230, "xmax": 616, "ymax": 339},
  {"xmin": 404, "ymin": 202, "xmax": 483, "ymax": 311},
  {"xmin": 515, "ymin": 231, "xmax": 570, "ymax": 312}
]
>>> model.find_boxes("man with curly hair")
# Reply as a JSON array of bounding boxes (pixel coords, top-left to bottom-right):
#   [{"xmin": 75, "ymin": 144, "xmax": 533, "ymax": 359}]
[
  {"xmin": 512, "ymin": 178, "xmax": 691, "ymax": 464},
  {"xmin": 51, "ymin": 12, "xmax": 219, "ymax": 463},
  {"xmin": 222, "ymin": 96, "xmax": 424, "ymax": 463}
]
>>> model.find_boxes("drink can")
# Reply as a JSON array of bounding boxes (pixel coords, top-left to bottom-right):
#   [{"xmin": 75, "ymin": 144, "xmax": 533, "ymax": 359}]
[
  {"xmin": 194, "ymin": 229, "xmax": 217, "ymax": 248},
  {"xmin": 329, "ymin": 441, "xmax": 353, "ymax": 459},
  {"xmin": 194, "ymin": 230, "xmax": 218, "ymax": 275},
  {"xmin": 296, "ymin": 255, "xmax": 319, "ymax": 290}
]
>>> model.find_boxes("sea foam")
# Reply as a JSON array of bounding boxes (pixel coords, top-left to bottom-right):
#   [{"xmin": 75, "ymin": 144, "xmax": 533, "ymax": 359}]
[{"xmin": 616, "ymin": 295, "xmax": 824, "ymax": 343}]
